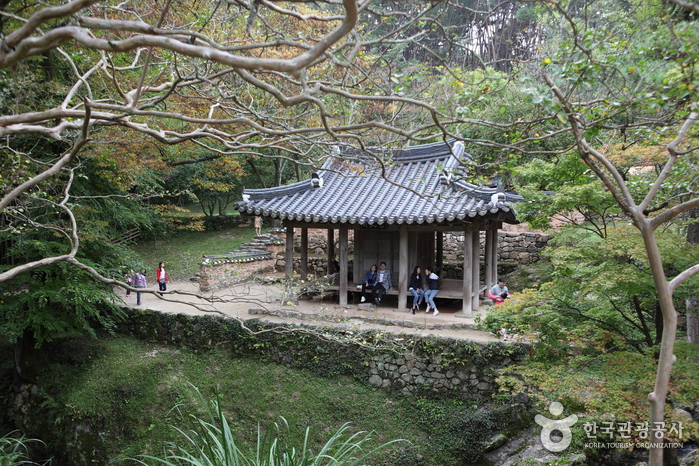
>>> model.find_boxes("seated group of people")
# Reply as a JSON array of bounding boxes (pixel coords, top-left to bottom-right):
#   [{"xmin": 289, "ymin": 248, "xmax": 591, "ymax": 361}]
[
  {"xmin": 360, "ymin": 264, "xmax": 442, "ymax": 316},
  {"xmin": 358, "ymin": 263, "xmax": 511, "ymax": 315}
]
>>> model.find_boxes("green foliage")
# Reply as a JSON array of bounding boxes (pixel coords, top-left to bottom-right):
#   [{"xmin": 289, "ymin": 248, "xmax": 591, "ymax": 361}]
[
  {"xmin": 411, "ymin": 398, "xmax": 531, "ymax": 463},
  {"xmin": 0, "ymin": 259, "xmax": 127, "ymax": 348},
  {"xmin": 166, "ymin": 149, "xmax": 244, "ymax": 217},
  {"xmin": 139, "ymin": 386, "xmax": 406, "ymax": 465},
  {"xmin": 513, "ymin": 152, "xmax": 620, "ymax": 237},
  {"xmin": 479, "ymin": 225, "xmax": 699, "ymax": 355},
  {"xmin": 26, "ymin": 335, "xmax": 462, "ymax": 463},
  {"xmin": 496, "ymin": 342, "xmax": 699, "ymax": 445},
  {"xmin": 0, "ymin": 431, "xmax": 46, "ymax": 465}
]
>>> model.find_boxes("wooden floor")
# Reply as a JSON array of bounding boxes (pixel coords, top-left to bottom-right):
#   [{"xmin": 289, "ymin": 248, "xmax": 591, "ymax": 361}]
[{"xmin": 327, "ymin": 279, "xmax": 486, "ymax": 300}]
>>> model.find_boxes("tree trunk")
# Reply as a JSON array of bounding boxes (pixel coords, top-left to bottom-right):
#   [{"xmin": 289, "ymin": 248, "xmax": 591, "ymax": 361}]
[
  {"xmin": 688, "ymin": 209, "xmax": 699, "ymax": 344},
  {"xmin": 688, "ymin": 297, "xmax": 699, "ymax": 345},
  {"xmin": 13, "ymin": 329, "xmax": 41, "ymax": 392}
]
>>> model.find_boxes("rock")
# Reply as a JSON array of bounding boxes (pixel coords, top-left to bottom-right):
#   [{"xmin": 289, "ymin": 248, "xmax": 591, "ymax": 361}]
[
  {"xmin": 674, "ymin": 408, "xmax": 693, "ymax": 423},
  {"xmin": 483, "ymin": 433, "xmax": 507, "ymax": 452},
  {"xmin": 681, "ymin": 447, "xmax": 699, "ymax": 465},
  {"xmin": 561, "ymin": 453, "xmax": 587, "ymax": 464},
  {"xmin": 368, "ymin": 375, "xmax": 382, "ymax": 386}
]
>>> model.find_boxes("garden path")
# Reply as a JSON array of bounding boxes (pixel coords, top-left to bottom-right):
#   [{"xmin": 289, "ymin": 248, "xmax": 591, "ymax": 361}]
[{"xmin": 125, "ymin": 276, "xmax": 502, "ymax": 342}]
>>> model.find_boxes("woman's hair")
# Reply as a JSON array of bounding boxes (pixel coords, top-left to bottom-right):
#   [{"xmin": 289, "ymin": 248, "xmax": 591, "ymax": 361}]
[
  {"xmin": 159, "ymin": 262, "xmax": 164, "ymax": 268},
  {"xmin": 413, "ymin": 266, "xmax": 420, "ymax": 274},
  {"xmin": 370, "ymin": 264, "xmax": 377, "ymax": 272}
]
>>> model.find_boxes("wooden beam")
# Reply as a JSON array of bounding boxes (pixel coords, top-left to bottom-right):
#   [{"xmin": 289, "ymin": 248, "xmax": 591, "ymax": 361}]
[
  {"xmin": 339, "ymin": 227, "xmax": 348, "ymax": 307},
  {"xmin": 484, "ymin": 227, "xmax": 494, "ymax": 292},
  {"xmin": 327, "ymin": 228, "xmax": 335, "ymax": 274},
  {"xmin": 399, "ymin": 225, "xmax": 409, "ymax": 311},
  {"xmin": 461, "ymin": 227, "xmax": 473, "ymax": 315},
  {"xmin": 493, "ymin": 228, "xmax": 499, "ymax": 283},
  {"xmin": 436, "ymin": 231, "xmax": 444, "ymax": 275},
  {"xmin": 471, "ymin": 229, "xmax": 480, "ymax": 311},
  {"xmin": 300, "ymin": 227, "xmax": 308, "ymax": 280},
  {"xmin": 285, "ymin": 223, "xmax": 294, "ymax": 278},
  {"xmin": 353, "ymin": 228, "xmax": 362, "ymax": 284}
]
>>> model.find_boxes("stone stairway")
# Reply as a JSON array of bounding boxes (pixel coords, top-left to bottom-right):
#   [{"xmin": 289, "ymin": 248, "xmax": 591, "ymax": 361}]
[
  {"xmin": 236, "ymin": 233, "xmax": 283, "ymax": 255},
  {"xmin": 202, "ymin": 231, "xmax": 284, "ymax": 265}
]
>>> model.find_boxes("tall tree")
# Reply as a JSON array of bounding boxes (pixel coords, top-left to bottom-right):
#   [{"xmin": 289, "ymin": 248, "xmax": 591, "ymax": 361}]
[{"xmin": 1, "ymin": 0, "xmax": 698, "ymax": 464}]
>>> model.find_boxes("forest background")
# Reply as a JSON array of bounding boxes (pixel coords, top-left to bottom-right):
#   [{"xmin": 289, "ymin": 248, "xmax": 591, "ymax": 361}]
[{"xmin": 1, "ymin": 0, "xmax": 699, "ymax": 463}]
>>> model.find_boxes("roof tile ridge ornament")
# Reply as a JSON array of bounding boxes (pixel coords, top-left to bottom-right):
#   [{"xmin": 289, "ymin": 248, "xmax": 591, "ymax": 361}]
[
  {"xmin": 439, "ymin": 140, "xmax": 467, "ymax": 185},
  {"xmin": 310, "ymin": 172, "xmax": 323, "ymax": 188},
  {"xmin": 491, "ymin": 184, "xmax": 506, "ymax": 207}
]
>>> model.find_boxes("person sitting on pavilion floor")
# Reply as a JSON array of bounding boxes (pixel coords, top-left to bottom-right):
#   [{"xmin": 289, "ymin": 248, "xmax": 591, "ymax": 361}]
[
  {"xmin": 409, "ymin": 265, "xmax": 425, "ymax": 315},
  {"xmin": 424, "ymin": 266, "xmax": 440, "ymax": 316},
  {"xmin": 489, "ymin": 277, "xmax": 511, "ymax": 305},
  {"xmin": 360, "ymin": 264, "xmax": 377, "ymax": 303},
  {"xmin": 371, "ymin": 262, "xmax": 392, "ymax": 304}
]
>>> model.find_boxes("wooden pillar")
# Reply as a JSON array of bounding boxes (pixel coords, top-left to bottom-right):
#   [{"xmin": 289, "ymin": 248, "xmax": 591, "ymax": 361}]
[
  {"xmin": 461, "ymin": 227, "xmax": 473, "ymax": 315},
  {"xmin": 327, "ymin": 229, "xmax": 335, "ymax": 274},
  {"xmin": 399, "ymin": 226, "xmax": 409, "ymax": 310},
  {"xmin": 285, "ymin": 223, "xmax": 294, "ymax": 278},
  {"xmin": 471, "ymin": 229, "xmax": 480, "ymax": 311},
  {"xmin": 300, "ymin": 227, "xmax": 308, "ymax": 280},
  {"xmin": 492, "ymin": 227, "xmax": 500, "ymax": 283},
  {"xmin": 353, "ymin": 228, "xmax": 362, "ymax": 284},
  {"xmin": 484, "ymin": 227, "xmax": 495, "ymax": 292},
  {"xmin": 339, "ymin": 227, "xmax": 348, "ymax": 306},
  {"xmin": 436, "ymin": 231, "xmax": 444, "ymax": 274}
]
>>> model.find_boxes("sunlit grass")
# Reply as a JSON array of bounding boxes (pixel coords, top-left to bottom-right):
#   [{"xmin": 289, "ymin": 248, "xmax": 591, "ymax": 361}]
[{"xmin": 131, "ymin": 228, "xmax": 256, "ymax": 280}]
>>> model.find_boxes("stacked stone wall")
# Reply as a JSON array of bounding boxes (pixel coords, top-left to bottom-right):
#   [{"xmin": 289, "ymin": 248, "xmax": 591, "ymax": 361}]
[{"xmin": 118, "ymin": 308, "xmax": 527, "ymax": 399}]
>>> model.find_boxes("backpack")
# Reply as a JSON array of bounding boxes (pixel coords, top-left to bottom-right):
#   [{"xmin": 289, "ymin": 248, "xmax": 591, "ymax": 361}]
[{"xmin": 135, "ymin": 274, "xmax": 146, "ymax": 288}]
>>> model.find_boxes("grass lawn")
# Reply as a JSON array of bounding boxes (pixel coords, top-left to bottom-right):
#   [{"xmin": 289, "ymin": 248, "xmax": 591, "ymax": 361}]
[
  {"xmin": 131, "ymin": 227, "xmax": 257, "ymax": 280},
  {"xmin": 35, "ymin": 335, "xmax": 441, "ymax": 464}
]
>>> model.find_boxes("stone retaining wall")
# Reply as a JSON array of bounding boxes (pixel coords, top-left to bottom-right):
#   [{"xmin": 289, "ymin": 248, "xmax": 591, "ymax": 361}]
[
  {"xmin": 118, "ymin": 308, "xmax": 527, "ymax": 399},
  {"xmin": 199, "ymin": 257, "xmax": 277, "ymax": 292}
]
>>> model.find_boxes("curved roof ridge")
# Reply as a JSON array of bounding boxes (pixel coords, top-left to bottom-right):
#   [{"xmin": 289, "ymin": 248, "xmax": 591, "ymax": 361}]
[{"xmin": 244, "ymin": 180, "xmax": 310, "ymax": 199}]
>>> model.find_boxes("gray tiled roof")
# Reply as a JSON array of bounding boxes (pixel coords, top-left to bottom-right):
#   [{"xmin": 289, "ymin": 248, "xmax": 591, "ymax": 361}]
[{"xmin": 235, "ymin": 141, "xmax": 523, "ymax": 226}]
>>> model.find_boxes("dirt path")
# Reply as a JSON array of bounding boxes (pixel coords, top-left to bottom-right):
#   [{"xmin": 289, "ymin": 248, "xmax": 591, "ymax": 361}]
[{"xmin": 125, "ymin": 278, "xmax": 503, "ymax": 343}]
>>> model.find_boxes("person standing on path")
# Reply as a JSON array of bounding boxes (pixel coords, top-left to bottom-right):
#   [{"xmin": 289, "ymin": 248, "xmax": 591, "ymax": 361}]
[
  {"xmin": 125, "ymin": 269, "xmax": 134, "ymax": 297},
  {"xmin": 134, "ymin": 269, "xmax": 147, "ymax": 305},
  {"xmin": 424, "ymin": 266, "xmax": 440, "ymax": 316},
  {"xmin": 156, "ymin": 262, "xmax": 169, "ymax": 294},
  {"xmin": 255, "ymin": 216, "xmax": 262, "ymax": 236}
]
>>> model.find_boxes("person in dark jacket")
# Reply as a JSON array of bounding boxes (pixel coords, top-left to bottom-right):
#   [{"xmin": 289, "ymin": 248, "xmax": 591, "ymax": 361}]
[
  {"xmin": 424, "ymin": 266, "xmax": 440, "ymax": 316},
  {"xmin": 360, "ymin": 264, "xmax": 377, "ymax": 303},
  {"xmin": 409, "ymin": 266, "xmax": 425, "ymax": 315}
]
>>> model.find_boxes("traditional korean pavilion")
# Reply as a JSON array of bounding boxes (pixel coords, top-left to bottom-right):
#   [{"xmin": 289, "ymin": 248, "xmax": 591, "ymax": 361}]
[{"xmin": 235, "ymin": 140, "xmax": 523, "ymax": 314}]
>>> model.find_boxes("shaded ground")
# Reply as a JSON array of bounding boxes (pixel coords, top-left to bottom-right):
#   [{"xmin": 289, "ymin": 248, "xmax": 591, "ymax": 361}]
[{"xmin": 125, "ymin": 274, "xmax": 502, "ymax": 342}]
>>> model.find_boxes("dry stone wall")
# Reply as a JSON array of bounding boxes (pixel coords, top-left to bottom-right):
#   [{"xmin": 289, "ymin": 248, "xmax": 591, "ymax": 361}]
[{"xmin": 118, "ymin": 308, "xmax": 528, "ymax": 400}]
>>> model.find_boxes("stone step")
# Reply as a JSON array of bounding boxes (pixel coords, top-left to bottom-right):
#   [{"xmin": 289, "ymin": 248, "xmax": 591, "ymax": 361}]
[{"xmin": 247, "ymin": 306, "xmax": 477, "ymax": 332}]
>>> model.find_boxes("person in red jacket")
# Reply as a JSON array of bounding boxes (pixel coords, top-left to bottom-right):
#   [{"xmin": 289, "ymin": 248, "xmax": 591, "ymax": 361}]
[{"xmin": 156, "ymin": 262, "xmax": 169, "ymax": 293}]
